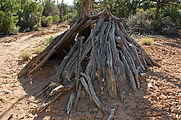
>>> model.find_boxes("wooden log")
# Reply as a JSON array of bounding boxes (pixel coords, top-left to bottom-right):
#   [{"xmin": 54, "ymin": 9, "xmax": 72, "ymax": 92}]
[
  {"xmin": 105, "ymin": 42, "xmax": 118, "ymax": 97},
  {"xmin": 108, "ymin": 108, "xmax": 116, "ymax": 120},
  {"xmin": 74, "ymin": 83, "xmax": 82, "ymax": 109},
  {"xmin": 75, "ymin": 37, "xmax": 83, "ymax": 90},
  {"xmin": 119, "ymin": 50, "xmax": 137, "ymax": 91},
  {"xmin": 49, "ymin": 84, "xmax": 74, "ymax": 96},
  {"xmin": 37, "ymin": 83, "xmax": 74, "ymax": 112},
  {"xmin": 80, "ymin": 72, "xmax": 107, "ymax": 113},
  {"xmin": 27, "ymin": 16, "xmax": 90, "ymax": 75},
  {"xmin": 65, "ymin": 92, "xmax": 75, "ymax": 114}
]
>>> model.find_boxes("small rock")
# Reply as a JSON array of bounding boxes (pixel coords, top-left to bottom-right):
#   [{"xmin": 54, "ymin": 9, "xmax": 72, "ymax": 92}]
[
  {"xmin": 147, "ymin": 83, "xmax": 153, "ymax": 88},
  {"xmin": 1, "ymin": 89, "xmax": 10, "ymax": 94}
]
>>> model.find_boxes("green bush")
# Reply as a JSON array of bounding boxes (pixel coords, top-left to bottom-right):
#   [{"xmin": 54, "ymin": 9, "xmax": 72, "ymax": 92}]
[
  {"xmin": 41, "ymin": 16, "xmax": 53, "ymax": 27},
  {"xmin": 126, "ymin": 9, "xmax": 154, "ymax": 34},
  {"xmin": 34, "ymin": 17, "xmax": 42, "ymax": 30},
  {"xmin": 41, "ymin": 16, "xmax": 47, "ymax": 27},
  {"xmin": 0, "ymin": 11, "xmax": 5, "ymax": 32},
  {"xmin": 127, "ymin": 7, "xmax": 181, "ymax": 35},
  {"xmin": 53, "ymin": 15, "xmax": 60, "ymax": 23},
  {"xmin": 43, "ymin": 0, "xmax": 59, "ymax": 17},
  {"xmin": 1, "ymin": 15, "xmax": 19, "ymax": 34},
  {"xmin": 0, "ymin": 11, "xmax": 5, "ymax": 21},
  {"xmin": 140, "ymin": 37, "xmax": 154, "ymax": 45},
  {"xmin": 47, "ymin": 16, "xmax": 53, "ymax": 26},
  {"xmin": 17, "ymin": 1, "xmax": 43, "ymax": 31},
  {"xmin": 160, "ymin": 17, "xmax": 180, "ymax": 35}
]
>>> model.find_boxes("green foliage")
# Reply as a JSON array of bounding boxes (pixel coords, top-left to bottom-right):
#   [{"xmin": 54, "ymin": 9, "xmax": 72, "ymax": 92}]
[
  {"xmin": 98, "ymin": 0, "xmax": 128, "ymax": 18},
  {"xmin": 41, "ymin": 16, "xmax": 47, "ymax": 27},
  {"xmin": 0, "ymin": 11, "xmax": 5, "ymax": 21},
  {"xmin": 127, "ymin": 2, "xmax": 181, "ymax": 35},
  {"xmin": 0, "ymin": 13, "xmax": 19, "ymax": 34},
  {"xmin": 154, "ymin": 17, "xmax": 180, "ymax": 35},
  {"xmin": 20, "ymin": 50, "xmax": 32, "ymax": 60},
  {"xmin": 140, "ymin": 37, "xmax": 154, "ymax": 45},
  {"xmin": 0, "ymin": 0, "xmax": 20, "ymax": 34},
  {"xmin": 43, "ymin": 0, "xmax": 59, "ymax": 17},
  {"xmin": 53, "ymin": 15, "xmax": 60, "ymax": 23},
  {"xmin": 0, "ymin": 11, "xmax": 5, "ymax": 32},
  {"xmin": 43, "ymin": 36, "xmax": 54, "ymax": 46},
  {"xmin": 34, "ymin": 46, "xmax": 44, "ymax": 54},
  {"xmin": 47, "ymin": 16, "xmax": 53, "ymax": 26},
  {"xmin": 17, "ymin": 1, "xmax": 44, "ymax": 31},
  {"xmin": 41, "ymin": 16, "xmax": 53, "ymax": 27},
  {"xmin": 58, "ymin": 1, "xmax": 76, "ymax": 22},
  {"xmin": 127, "ymin": 8, "xmax": 154, "ymax": 34},
  {"xmin": 151, "ymin": 2, "xmax": 181, "ymax": 35}
]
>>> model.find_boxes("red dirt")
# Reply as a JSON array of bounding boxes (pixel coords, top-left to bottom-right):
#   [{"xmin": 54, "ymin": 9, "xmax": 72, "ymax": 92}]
[{"xmin": 0, "ymin": 26, "xmax": 180, "ymax": 120}]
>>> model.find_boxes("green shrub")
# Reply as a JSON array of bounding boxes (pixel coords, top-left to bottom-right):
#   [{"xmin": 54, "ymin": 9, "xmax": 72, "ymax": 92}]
[
  {"xmin": 53, "ymin": 15, "xmax": 60, "ymax": 23},
  {"xmin": 160, "ymin": 17, "xmax": 180, "ymax": 35},
  {"xmin": 47, "ymin": 16, "xmax": 53, "ymax": 26},
  {"xmin": 35, "ymin": 17, "xmax": 42, "ymax": 30},
  {"xmin": 41, "ymin": 16, "xmax": 53, "ymax": 27},
  {"xmin": 0, "ymin": 11, "xmax": 5, "ymax": 32},
  {"xmin": 0, "ymin": 0, "xmax": 20, "ymax": 34},
  {"xmin": 43, "ymin": 36, "xmax": 54, "ymax": 46},
  {"xmin": 140, "ymin": 38, "xmax": 154, "ymax": 46},
  {"xmin": 0, "ymin": 11, "xmax": 5, "ymax": 21},
  {"xmin": 34, "ymin": 47, "xmax": 44, "ymax": 54},
  {"xmin": 41, "ymin": 16, "xmax": 47, "ymax": 27},
  {"xmin": 127, "ymin": 7, "xmax": 181, "ymax": 35},
  {"xmin": 126, "ymin": 8, "xmax": 154, "ymax": 34},
  {"xmin": 162, "ymin": 4, "xmax": 181, "ymax": 22},
  {"xmin": 17, "ymin": 1, "xmax": 43, "ymax": 31},
  {"xmin": 1, "ymin": 15, "xmax": 19, "ymax": 34},
  {"xmin": 20, "ymin": 50, "xmax": 32, "ymax": 60}
]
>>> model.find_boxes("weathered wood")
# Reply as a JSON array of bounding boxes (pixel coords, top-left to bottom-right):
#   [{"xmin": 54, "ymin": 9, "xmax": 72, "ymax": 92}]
[
  {"xmin": 18, "ymin": 31, "xmax": 67, "ymax": 77},
  {"xmin": 80, "ymin": 72, "xmax": 107, "ymax": 113},
  {"xmin": 74, "ymin": 83, "xmax": 82, "ymax": 109},
  {"xmin": 75, "ymin": 37, "xmax": 83, "ymax": 90},
  {"xmin": 19, "ymin": 10, "xmax": 160, "ymax": 114},
  {"xmin": 105, "ymin": 42, "xmax": 118, "ymax": 97},
  {"xmin": 65, "ymin": 92, "xmax": 75, "ymax": 114},
  {"xmin": 119, "ymin": 50, "xmax": 137, "ymax": 91},
  {"xmin": 108, "ymin": 108, "xmax": 116, "ymax": 120},
  {"xmin": 37, "ymin": 83, "xmax": 74, "ymax": 112},
  {"xmin": 28, "ymin": 17, "xmax": 91, "ymax": 75}
]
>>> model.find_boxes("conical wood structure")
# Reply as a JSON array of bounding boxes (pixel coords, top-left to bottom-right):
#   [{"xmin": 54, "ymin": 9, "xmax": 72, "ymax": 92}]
[{"xmin": 19, "ymin": 10, "xmax": 160, "ymax": 114}]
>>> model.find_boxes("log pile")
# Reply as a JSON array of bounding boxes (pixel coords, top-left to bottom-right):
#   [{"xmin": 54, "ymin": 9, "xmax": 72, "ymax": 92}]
[{"xmin": 19, "ymin": 10, "xmax": 160, "ymax": 115}]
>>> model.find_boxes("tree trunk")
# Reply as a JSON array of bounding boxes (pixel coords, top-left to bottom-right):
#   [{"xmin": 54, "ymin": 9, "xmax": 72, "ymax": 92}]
[{"xmin": 155, "ymin": 0, "xmax": 161, "ymax": 20}]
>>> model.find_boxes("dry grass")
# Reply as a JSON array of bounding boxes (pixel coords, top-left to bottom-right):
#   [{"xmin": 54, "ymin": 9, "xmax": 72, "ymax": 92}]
[
  {"xmin": 43, "ymin": 36, "xmax": 54, "ymax": 46},
  {"xmin": 34, "ymin": 46, "xmax": 44, "ymax": 54},
  {"xmin": 140, "ymin": 37, "xmax": 154, "ymax": 45},
  {"xmin": 20, "ymin": 50, "xmax": 32, "ymax": 60}
]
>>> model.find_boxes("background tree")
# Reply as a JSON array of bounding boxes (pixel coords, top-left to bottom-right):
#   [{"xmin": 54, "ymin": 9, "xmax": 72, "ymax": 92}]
[{"xmin": 0, "ymin": 0, "xmax": 20, "ymax": 34}]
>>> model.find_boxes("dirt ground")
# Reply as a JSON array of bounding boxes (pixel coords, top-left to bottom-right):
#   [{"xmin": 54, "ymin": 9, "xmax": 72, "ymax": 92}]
[{"xmin": 0, "ymin": 25, "xmax": 180, "ymax": 120}]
